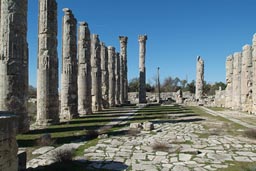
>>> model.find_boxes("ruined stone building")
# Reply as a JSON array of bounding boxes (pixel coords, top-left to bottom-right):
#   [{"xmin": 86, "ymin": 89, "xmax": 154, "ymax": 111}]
[{"xmin": 224, "ymin": 34, "xmax": 256, "ymax": 114}]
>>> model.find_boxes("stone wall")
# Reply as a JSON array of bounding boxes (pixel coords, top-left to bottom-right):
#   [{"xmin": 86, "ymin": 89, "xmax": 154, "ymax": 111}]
[{"xmin": 0, "ymin": 114, "xmax": 18, "ymax": 171}]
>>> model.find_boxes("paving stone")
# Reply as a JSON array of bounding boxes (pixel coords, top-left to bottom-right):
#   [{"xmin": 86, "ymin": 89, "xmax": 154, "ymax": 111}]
[
  {"xmin": 162, "ymin": 163, "xmax": 173, "ymax": 169},
  {"xmin": 234, "ymin": 156, "xmax": 252, "ymax": 162},
  {"xmin": 172, "ymin": 165, "xmax": 190, "ymax": 171},
  {"xmin": 32, "ymin": 146, "xmax": 55, "ymax": 155},
  {"xmin": 179, "ymin": 153, "xmax": 192, "ymax": 161},
  {"xmin": 132, "ymin": 153, "xmax": 146, "ymax": 160},
  {"xmin": 155, "ymin": 151, "xmax": 168, "ymax": 156},
  {"xmin": 236, "ymin": 151, "xmax": 256, "ymax": 157}
]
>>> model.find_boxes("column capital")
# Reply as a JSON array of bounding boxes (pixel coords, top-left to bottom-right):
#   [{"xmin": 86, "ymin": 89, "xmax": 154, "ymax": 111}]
[
  {"xmin": 138, "ymin": 35, "xmax": 147, "ymax": 42},
  {"xmin": 79, "ymin": 21, "xmax": 88, "ymax": 26},
  {"xmin": 119, "ymin": 36, "xmax": 128, "ymax": 43},
  {"xmin": 108, "ymin": 46, "xmax": 115, "ymax": 51}
]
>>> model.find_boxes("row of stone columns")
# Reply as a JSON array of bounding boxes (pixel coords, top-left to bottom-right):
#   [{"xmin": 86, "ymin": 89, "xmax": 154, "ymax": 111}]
[
  {"xmin": 225, "ymin": 34, "xmax": 256, "ymax": 113},
  {"xmin": 35, "ymin": 0, "xmax": 129, "ymax": 125}
]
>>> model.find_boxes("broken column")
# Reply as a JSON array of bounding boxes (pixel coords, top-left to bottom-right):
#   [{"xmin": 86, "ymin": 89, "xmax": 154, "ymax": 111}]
[
  {"xmin": 77, "ymin": 22, "xmax": 92, "ymax": 115},
  {"xmin": 91, "ymin": 34, "xmax": 102, "ymax": 111},
  {"xmin": 232, "ymin": 52, "xmax": 242, "ymax": 110},
  {"xmin": 0, "ymin": 114, "xmax": 18, "ymax": 171},
  {"xmin": 241, "ymin": 45, "xmax": 253, "ymax": 113},
  {"xmin": 101, "ymin": 42, "xmax": 109, "ymax": 109},
  {"xmin": 0, "ymin": 0, "xmax": 29, "ymax": 133},
  {"xmin": 36, "ymin": 0, "xmax": 59, "ymax": 125},
  {"xmin": 138, "ymin": 35, "xmax": 148, "ymax": 103},
  {"xmin": 60, "ymin": 8, "xmax": 78, "ymax": 120},
  {"xmin": 115, "ymin": 52, "xmax": 121, "ymax": 106},
  {"xmin": 225, "ymin": 55, "xmax": 233, "ymax": 108},
  {"xmin": 108, "ymin": 46, "xmax": 116, "ymax": 107},
  {"xmin": 119, "ymin": 36, "xmax": 128, "ymax": 103},
  {"xmin": 195, "ymin": 56, "xmax": 204, "ymax": 101},
  {"xmin": 252, "ymin": 34, "xmax": 256, "ymax": 113}
]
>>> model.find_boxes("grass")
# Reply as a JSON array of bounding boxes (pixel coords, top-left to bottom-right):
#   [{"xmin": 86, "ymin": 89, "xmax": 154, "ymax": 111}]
[
  {"xmin": 207, "ymin": 106, "xmax": 226, "ymax": 111},
  {"xmin": 188, "ymin": 106, "xmax": 246, "ymax": 136},
  {"xmin": 220, "ymin": 162, "xmax": 256, "ymax": 171},
  {"xmin": 75, "ymin": 139, "xmax": 99, "ymax": 156}
]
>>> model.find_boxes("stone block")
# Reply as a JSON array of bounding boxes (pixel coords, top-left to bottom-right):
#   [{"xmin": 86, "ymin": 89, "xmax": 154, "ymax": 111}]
[
  {"xmin": 18, "ymin": 150, "xmax": 26, "ymax": 171},
  {"xmin": 143, "ymin": 122, "xmax": 154, "ymax": 131}
]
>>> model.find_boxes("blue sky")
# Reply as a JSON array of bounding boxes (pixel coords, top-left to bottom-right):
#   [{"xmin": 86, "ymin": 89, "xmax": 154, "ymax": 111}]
[{"xmin": 28, "ymin": 0, "xmax": 256, "ymax": 87}]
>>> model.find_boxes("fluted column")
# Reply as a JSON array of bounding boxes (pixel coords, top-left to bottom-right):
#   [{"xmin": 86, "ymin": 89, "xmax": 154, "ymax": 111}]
[
  {"xmin": 60, "ymin": 8, "xmax": 78, "ymax": 121},
  {"xmin": 241, "ymin": 45, "xmax": 253, "ymax": 112},
  {"xmin": 252, "ymin": 34, "xmax": 256, "ymax": 113},
  {"xmin": 0, "ymin": 0, "xmax": 29, "ymax": 133},
  {"xmin": 91, "ymin": 34, "xmax": 102, "ymax": 111},
  {"xmin": 78, "ymin": 22, "xmax": 92, "ymax": 115},
  {"xmin": 225, "ymin": 55, "xmax": 233, "ymax": 108},
  {"xmin": 138, "ymin": 35, "xmax": 147, "ymax": 103},
  {"xmin": 101, "ymin": 42, "xmax": 109, "ymax": 109},
  {"xmin": 36, "ymin": 0, "xmax": 59, "ymax": 126},
  {"xmin": 119, "ymin": 36, "xmax": 128, "ymax": 103},
  {"xmin": 115, "ymin": 52, "xmax": 121, "ymax": 105},
  {"xmin": 232, "ymin": 52, "xmax": 242, "ymax": 110},
  {"xmin": 108, "ymin": 46, "xmax": 116, "ymax": 107}
]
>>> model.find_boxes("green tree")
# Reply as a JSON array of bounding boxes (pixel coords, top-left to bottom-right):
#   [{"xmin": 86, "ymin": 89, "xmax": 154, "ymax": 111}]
[
  {"xmin": 28, "ymin": 85, "xmax": 37, "ymax": 98},
  {"xmin": 128, "ymin": 77, "xmax": 139, "ymax": 92}
]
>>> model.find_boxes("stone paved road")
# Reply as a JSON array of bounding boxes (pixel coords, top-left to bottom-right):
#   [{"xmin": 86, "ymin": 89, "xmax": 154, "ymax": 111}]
[
  {"xmin": 77, "ymin": 121, "xmax": 256, "ymax": 171},
  {"xmin": 27, "ymin": 105, "xmax": 256, "ymax": 170}
]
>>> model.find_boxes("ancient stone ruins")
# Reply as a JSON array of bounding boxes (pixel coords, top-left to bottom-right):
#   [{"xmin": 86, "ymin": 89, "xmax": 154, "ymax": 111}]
[
  {"xmin": 2, "ymin": 0, "xmax": 256, "ymax": 171},
  {"xmin": 214, "ymin": 34, "xmax": 256, "ymax": 114},
  {"xmin": 0, "ymin": 0, "xmax": 146, "ymax": 170}
]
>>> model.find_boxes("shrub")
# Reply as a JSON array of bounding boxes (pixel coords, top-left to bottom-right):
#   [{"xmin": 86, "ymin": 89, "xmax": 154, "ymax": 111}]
[
  {"xmin": 36, "ymin": 133, "xmax": 55, "ymax": 146},
  {"xmin": 244, "ymin": 128, "xmax": 256, "ymax": 139},
  {"xmin": 152, "ymin": 141, "xmax": 169, "ymax": 152},
  {"xmin": 53, "ymin": 148, "xmax": 74, "ymax": 163},
  {"xmin": 85, "ymin": 130, "xmax": 99, "ymax": 140}
]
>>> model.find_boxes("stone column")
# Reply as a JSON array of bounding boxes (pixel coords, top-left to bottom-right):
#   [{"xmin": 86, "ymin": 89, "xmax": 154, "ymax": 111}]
[
  {"xmin": 91, "ymin": 34, "xmax": 102, "ymax": 112},
  {"xmin": 60, "ymin": 8, "xmax": 78, "ymax": 121},
  {"xmin": 252, "ymin": 34, "xmax": 256, "ymax": 114},
  {"xmin": 36, "ymin": 0, "xmax": 59, "ymax": 126},
  {"xmin": 119, "ymin": 36, "xmax": 128, "ymax": 103},
  {"xmin": 232, "ymin": 52, "xmax": 242, "ymax": 110},
  {"xmin": 0, "ymin": 0, "xmax": 29, "ymax": 133},
  {"xmin": 195, "ymin": 56, "xmax": 204, "ymax": 101},
  {"xmin": 0, "ymin": 115, "xmax": 18, "ymax": 171},
  {"xmin": 241, "ymin": 45, "xmax": 253, "ymax": 113},
  {"xmin": 108, "ymin": 46, "xmax": 116, "ymax": 107},
  {"xmin": 115, "ymin": 52, "xmax": 121, "ymax": 106},
  {"xmin": 101, "ymin": 42, "xmax": 109, "ymax": 109},
  {"xmin": 138, "ymin": 35, "xmax": 147, "ymax": 103},
  {"xmin": 77, "ymin": 22, "xmax": 92, "ymax": 115},
  {"xmin": 225, "ymin": 55, "xmax": 233, "ymax": 108},
  {"xmin": 119, "ymin": 54, "xmax": 124, "ymax": 104}
]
